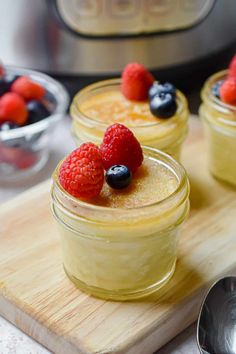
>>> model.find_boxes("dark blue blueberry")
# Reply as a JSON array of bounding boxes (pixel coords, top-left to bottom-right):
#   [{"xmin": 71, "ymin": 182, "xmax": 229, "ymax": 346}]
[
  {"xmin": 211, "ymin": 80, "xmax": 224, "ymax": 99},
  {"xmin": 27, "ymin": 100, "xmax": 50, "ymax": 125},
  {"xmin": 0, "ymin": 121, "xmax": 20, "ymax": 131},
  {"xmin": 150, "ymin": 93, "xmax": 177, "ymax": 119},
  {"xmin": 0, "ymin": 74, "xmax": 19, "ymax": 96},
  {"xmin": 105, "ymin": 165, "xmax": 132, "ymax": 190},
  {"xmin": 149, "ymin": 82, "xmax": 176, "ymax": 100}
]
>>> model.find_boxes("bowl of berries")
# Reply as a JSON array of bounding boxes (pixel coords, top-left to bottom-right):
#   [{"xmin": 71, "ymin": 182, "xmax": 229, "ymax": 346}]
[{"xmin": 0, "ymin": 63, "xmax": 69, "ymax": 179}]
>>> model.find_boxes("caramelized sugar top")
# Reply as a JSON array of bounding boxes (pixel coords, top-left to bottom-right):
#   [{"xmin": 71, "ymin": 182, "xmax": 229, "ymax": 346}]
[
  {"xmin": 87, "ymin": 157, "xmax": 178, "ymax": 209},
  {"xmin": 80, "ymin": 90, "xmax": 163, "ymax": 127}
]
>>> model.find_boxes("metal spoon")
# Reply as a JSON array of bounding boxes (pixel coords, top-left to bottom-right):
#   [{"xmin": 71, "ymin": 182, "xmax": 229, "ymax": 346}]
[{"xmin": 197, "ymin": 276, "xmax": 236, "ymax": 354}]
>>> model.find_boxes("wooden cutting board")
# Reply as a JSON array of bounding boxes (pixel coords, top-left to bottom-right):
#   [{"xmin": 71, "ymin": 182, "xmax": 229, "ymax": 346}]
[{"xmin": 1, "ymin": 117, "xmax": 236, "ymax": 354}]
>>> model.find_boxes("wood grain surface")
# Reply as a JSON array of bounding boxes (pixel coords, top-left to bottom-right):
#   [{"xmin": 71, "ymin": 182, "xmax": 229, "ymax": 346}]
[{"xmin": 1, "ymin": 117, "xmax": 236, "ymax": 354}]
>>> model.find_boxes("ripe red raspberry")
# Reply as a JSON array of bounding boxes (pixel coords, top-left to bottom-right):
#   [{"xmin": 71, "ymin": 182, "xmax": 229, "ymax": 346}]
[
  {"xmin": 219, "ymin": 78, "xmax": 236, "ymax": 105},
  {"xmin": 59, "ymin": 143, "xmax": 104, "ymax": 199},
  {"xmin": 100, "ymin": 123, "xmax": 143, "ymax": 173},
  {"xmin": 228, "ymin": 54, "xmax": 236, "ymax": 79},
  {"xmin": 0, "ymin": 92, "xmax": 28, "ymax": 125},
  {"xmin": 121, "ymin": 63, "xmax": 154, "ymax": 101},
  {"xmin": 11, "ymin": 76, "xmax": 45, "ymax": 101}
]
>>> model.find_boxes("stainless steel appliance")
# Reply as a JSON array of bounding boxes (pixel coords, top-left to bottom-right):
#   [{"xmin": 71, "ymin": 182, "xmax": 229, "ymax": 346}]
[{"xmin": 0, "ymin": 0, "xmax": 236, "ymax": 96}]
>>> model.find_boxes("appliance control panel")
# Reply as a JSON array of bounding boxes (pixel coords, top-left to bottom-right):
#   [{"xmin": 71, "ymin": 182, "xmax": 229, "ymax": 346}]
[{"xmin": 56, "ymin": 0, "xmax": 215, "ymax": 37}]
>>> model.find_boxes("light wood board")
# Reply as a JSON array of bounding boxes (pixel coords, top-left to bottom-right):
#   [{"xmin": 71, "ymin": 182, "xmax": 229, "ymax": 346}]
[{"xmin": 1, "ymin": 117, "xmax": 236, "ymax": 354}]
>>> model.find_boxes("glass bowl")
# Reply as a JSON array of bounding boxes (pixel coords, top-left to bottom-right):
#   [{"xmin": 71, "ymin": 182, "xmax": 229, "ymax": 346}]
[{"xmin": 0, "ymin": 66, "xmax": 69, "ymax": 180}]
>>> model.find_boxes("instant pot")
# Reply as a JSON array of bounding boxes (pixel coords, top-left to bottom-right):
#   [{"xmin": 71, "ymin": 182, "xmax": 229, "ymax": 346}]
[{"xmin": 1, "ymin": 0, "xmax": 236, "ymax": 95}]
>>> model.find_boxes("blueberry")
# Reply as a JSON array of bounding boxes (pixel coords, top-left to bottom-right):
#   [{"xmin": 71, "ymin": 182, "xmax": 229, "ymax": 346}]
[
  {"xmin": 149, "ymin": 82, "xmax": 176, "ymax": 100},
  {"xmin": 105, "ymin": 165, "xmax": 132, "ymax": 189},
  {"xmin": 27, "ymin": 100, "xmax": 50, "ymax": 125},
  {"xmin": 0, "ymin": 121, "xmax": 20, "ymax": 131},
  {"xmin": 211, "ymin": 80, "xmax": 224, "ymax": 99},
  {"xmin": 150, "ymin": 93, "xmax": 177, "ymax": 119},
  {"xmin": 0, "ymin": 74, "xmax": 18, "ymax": 95}
]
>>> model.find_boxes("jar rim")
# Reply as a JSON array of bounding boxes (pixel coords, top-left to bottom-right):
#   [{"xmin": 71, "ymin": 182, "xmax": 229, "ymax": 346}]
[
  {"xmin": 51, "ymin": 146, "xmax": 189, "ymax": 222},
  {"xmin": 70, "ymin": 78, "xmax": 187, "ymax": 129},
  {"xmin": 201, "ymin": 69, "xmax": 236, "ymax": 127}
]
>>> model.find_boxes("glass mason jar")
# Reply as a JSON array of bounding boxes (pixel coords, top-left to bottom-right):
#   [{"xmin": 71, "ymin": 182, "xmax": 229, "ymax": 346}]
[
  {"xmin": 70, "ymin": 79, "xmax": 189, "ymax": 161},
  {"xmin": 200, "ymin": 70, "xmax": 236, "ymax": 186},
  {"xmin": 51, "ymin": 147, "xmax": 189, "ymax": 301}
]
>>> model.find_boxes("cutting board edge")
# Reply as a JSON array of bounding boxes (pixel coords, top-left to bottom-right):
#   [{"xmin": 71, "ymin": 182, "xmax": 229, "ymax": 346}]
[
  {"xmin": 0, "ymin": 289, "xmax": 200, "ymax": 354},
  {"xmin": 123, "ymin": 264, "xmax": 236, "ymax": 354},
  {"xmin": 123, "ymin": 293, "xmax": 201, "ymax": 354},
  {"xmin": 0, "ymin": 294, "xmax": 93, "ymax": 354},
  {"xmin": 1, "ymin": 265, "xmax": 235, "ymax": 354}
]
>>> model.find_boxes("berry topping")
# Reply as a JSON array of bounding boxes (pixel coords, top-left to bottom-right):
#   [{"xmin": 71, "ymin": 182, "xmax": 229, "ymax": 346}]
[
  {"xmin": 211, "ymin": 80, "xmax": 224, "ymax": 99},
  {"xmin": 27, "ymin": 100, "xmax": 50, "ymax": 124},
  {"xmin": 11, "ymin": 76, "xmax": 45, "ymax": 101},
  {"xmin": 0, "ymin": 74, "xmax": 18, "ymax": 96},
  {"xmin": 219, "ymin": 78, "xmax": 236, "ymax": 105},
  {"xmin": 149, "ymin": 82, "xmax": 176, "ymax": 100},
  {"xmin": 0, "ymin": 121, "xmax": 20, "ymax": 131},
  {"xmin": 150, "ymin": 93, "xmax": 177, "ymax": 119},
  {"xmin": 228, "ymin": 54, "xmax": 236, "ymax": 79},
  {"xmin": 59, "ymin": 143, "xmax": 104, "ymax": 199},
  {"xmin": 105, "ymin": 165, "xmax": 132, "ymax": 190},
  {"xmin": 100, "ymin": 123, "xmax": 143, "ymax": 173},
  {"xmin": 0, "ymin": 92, "xmax": 28, "ymax": 125},
  {"xmin": 0, "ymin": 61, "xmax": 5, "ymax": 78},
  {"xmin": 121, "ymin": 63, "xmax": 154, "ymax": 101}
]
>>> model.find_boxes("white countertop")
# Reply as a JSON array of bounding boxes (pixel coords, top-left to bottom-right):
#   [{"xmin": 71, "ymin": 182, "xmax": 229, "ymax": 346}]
[{"xmin": 0, "ymin": 117, "xmax": 199, "ymax": 354}]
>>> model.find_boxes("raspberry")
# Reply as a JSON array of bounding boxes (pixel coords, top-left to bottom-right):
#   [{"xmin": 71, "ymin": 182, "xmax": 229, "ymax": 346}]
[
  {"xmin": 59, "ymin": 143, "xmax": 104, "ymax": 199},
  {"xmin": 0, "ymin": 92, "xmax": 28, "ymax": 125},
  {"xmin": 16, "ymin": 150, "xmax": 37, "ymax": 169},
  {"xmin": 0, "ymin": 145, "xmax": 37, "ymax": 169},
  {"xmin": 100, "ymin": 123, "xmax": 143, "ymax": 173},
  {"xmin": 228, "ymin": 54, "xmax": 236, "ymax": 79},
  {"xmin": 121, "ymin": 63, "xmax": 154, "ymax": 101},
  {"xmin": 11, "ymin": 76, "xmax": 45, "ymax": 101},
  {"xmin": 219, "ymin": 78, "xmax": 236, "ymax": 105},
  {"xmin": 0, "ymin": 61, "xmax": 4, "ymax": 78}
]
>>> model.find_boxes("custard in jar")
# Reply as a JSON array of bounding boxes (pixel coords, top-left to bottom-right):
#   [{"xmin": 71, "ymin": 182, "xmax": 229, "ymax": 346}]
[
  {"xmin": 51, "ymin": 146, "xmax": 189, "ymax": 301},
  {"xmin": 71, "ymin": 64, "xmax": 189, "ymax": 161},
  {"xmin": 200, "ymin": 69, "xmax": 236, "ymax": 186}
]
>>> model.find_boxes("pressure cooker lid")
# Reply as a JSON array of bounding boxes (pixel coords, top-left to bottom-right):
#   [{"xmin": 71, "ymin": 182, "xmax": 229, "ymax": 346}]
[{"xmin": 53, "ymin": 0, "xmax": 215, "ymax": 38}]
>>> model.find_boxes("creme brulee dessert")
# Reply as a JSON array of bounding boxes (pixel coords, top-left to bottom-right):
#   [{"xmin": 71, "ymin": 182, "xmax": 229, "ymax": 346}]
[
  {"xmin": 89, "ymin": 158, "xmax": 177, "ymax": 208},
  {"xmin": 51, "ymin": 124, "xmax": 189, "ymax": 300},
  {"xmin": 71, "ymin": 63, "xmax": 189, "ymax": 161},
  {"xmin": 200, "ymin": 55, "xmax": 236, "ymax": 186}
]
